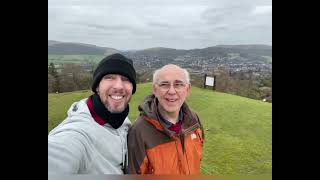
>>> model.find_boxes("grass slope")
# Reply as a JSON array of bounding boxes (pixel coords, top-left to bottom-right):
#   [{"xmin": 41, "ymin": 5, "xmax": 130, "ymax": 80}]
[
  {"xmin": 48, "ymin": 54, "xmax": 105, "ymax": 64},
  {"xmin": 48, "ymin": 83, "xmax": 271, "ymax": 175}
]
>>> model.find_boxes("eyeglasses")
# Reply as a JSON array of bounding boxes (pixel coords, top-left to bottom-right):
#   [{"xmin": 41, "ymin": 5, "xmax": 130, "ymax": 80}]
[{"xmin": 156, "ymin": 82, "xmax": 188, "ymax": 92}]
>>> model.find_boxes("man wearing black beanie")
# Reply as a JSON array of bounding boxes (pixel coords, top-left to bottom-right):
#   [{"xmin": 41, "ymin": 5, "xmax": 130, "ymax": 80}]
[{"xmin": 48, "ymin": 53, "xmax": 137, "ymax": 174}]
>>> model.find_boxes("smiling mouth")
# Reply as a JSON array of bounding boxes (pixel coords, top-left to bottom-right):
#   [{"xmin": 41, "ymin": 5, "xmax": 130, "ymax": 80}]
[
  {"xmin": 166, "ymin": 98, "xmax": 177, "ymax": 102},
  {"xmin": 110, "ymin": 95, "xmax": 125, "ymax": 100}
]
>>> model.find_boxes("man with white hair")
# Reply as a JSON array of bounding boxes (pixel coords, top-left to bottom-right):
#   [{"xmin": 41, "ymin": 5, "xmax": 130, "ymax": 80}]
[{"xmin": 127, "ymin": 64, "xmax": 204, "ymax": 174}]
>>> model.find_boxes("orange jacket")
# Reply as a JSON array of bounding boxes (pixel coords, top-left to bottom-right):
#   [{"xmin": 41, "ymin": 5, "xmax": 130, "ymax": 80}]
[{"xmin": 127, "ymin": 95, "xmax": 204, "ymax": 174}]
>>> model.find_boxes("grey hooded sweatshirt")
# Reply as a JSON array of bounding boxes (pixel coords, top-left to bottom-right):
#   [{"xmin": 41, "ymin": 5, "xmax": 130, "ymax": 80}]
[{"xmin": 48, "ymin": 98, "xmax": 131, "ymax": 174}]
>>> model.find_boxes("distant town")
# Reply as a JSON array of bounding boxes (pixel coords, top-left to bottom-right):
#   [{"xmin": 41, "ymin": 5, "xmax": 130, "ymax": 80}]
[{"xmin": 48, "ymin": 41, "xmax": 272, "ymax": 102}]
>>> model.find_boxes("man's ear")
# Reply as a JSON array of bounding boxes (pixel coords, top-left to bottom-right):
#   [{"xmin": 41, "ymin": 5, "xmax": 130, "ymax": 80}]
[
  {"xmin": 96, "ymin": 87, "xmax": 99, "ymax": 94},
  {"xmin": 152, "ymin": 84, "xmax": 157, "ymax": 95},
  {"xmin": 186, "ymin": 83, "xmax": 192, "ymax": 96}
]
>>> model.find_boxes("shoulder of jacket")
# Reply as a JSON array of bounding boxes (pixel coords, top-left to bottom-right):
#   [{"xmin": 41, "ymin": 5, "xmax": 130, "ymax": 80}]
[
  {"xmin": 129, "ymin": 116, "xmax": 151, "ymax": 132},
  {"xmin": 188, "ymin": 110, "xmax": 200, "ymax": 122}
]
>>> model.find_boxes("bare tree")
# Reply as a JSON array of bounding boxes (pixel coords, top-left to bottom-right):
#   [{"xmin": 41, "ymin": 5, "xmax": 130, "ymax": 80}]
[
  {"xmin": 58, "ymin": 63, "xmax": 92, "ymax": 92},
  {"xmin": 48, "ymin": 63, "xmax": 60, "ymax": 92}
]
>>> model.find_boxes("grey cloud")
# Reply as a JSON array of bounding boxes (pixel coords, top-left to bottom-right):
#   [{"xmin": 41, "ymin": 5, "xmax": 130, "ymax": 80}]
[
  {"xmin": 147, "ymin": 22, "xmax": 184, "ymax": 29},
  {"xmin": 48, "ymin": 0, "xmax": 272, "ymax": 50},
  {"xmin": 85, "ymin": 23, "xmax": 134, "ymax": 31}
]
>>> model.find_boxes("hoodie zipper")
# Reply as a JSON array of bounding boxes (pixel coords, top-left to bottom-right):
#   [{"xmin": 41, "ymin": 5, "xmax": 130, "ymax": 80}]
[{"xmin": 116, "ymin": 128, "xmax": 126, "ymax": 172}]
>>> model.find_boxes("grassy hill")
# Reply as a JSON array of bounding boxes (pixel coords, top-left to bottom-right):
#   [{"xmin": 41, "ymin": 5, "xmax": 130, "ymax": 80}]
[
  {"xmin": 48, "ymin": 83, "xmax": 272, "ymax": 175},
  {"xmin": 48, "ymin": 54, "xmax": 105, "ymax": 65},
  {"xmin": 48, "ymin": 40, "xmax": 120, "ymax": 55}
]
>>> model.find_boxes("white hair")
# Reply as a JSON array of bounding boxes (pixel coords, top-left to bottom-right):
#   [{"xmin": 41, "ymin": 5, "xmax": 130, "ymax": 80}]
[{"xmin": 152, "ymin": 65, "xmax": 190, "ymax": 84}]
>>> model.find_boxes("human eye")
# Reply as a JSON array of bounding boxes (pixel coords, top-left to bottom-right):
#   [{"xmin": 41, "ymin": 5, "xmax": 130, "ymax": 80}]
[
  {"xmin": 159, "ymin": 82, "xmax": 170, "ymax": 89},
  {"xmin": 103, "ymin": 74, "xmax": 115, "ymax": 80},
  {"xmin": 121, "ymin": 76, "xmax": 129, "ymax": 82},
  {"xmin": 174, "ymin": 82, "xmax": 185, "ymax": 88}
]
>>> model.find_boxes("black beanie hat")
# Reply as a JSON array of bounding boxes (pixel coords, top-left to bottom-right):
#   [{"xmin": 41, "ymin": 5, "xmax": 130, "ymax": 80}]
[{"xmin": 91, "ymin": 53, "xmax": 136, "ymax": 94}]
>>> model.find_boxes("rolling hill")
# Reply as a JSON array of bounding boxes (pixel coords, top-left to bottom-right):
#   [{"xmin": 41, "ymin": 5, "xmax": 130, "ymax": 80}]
[
  {"xmin": 48, "ymin": 40, "xmax": 120, "ymax": 55},
  {"xmin": 48, "ymin": 83, "xmax": 272, "ymax": 175},
  {"xmin": 48, "ymin": 40, "xmax": 272, "ymax": 75}
]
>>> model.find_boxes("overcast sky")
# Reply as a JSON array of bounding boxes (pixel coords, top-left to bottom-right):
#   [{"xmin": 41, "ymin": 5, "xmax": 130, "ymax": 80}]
[{"xmin": 48, "ymin": 0, "xmax": 272, "ymax": 50}]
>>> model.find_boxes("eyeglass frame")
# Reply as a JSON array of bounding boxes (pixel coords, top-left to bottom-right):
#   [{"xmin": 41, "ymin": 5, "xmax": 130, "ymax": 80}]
[{"xmin": 155, "ymin": 80, "xmax": 189, "ymax": 92}]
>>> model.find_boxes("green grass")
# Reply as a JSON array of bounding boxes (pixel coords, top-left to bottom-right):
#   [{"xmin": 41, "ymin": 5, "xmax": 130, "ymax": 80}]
[
  {"xmin": 48, "ymin": 90, "xmax": 92, "ymax": 132},
  {"xmin": 48, "ymin": 54, "xmax": 105, "ymax": 64},
  {"xmin": 48, "ymin": 83, "xmax": 272, "ymax": 175}
]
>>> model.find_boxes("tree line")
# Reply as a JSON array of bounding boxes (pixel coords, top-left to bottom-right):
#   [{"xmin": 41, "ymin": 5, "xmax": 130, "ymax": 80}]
[
  {"xmin": 48, "ymin": 63, "xmax": 272, "ymax": 102},
  {"xmin": 48, "ymin": 63, "xmax": 93, "ymax": 93},
  {"xmin": 210, "ymin": 67, "xmax": 272, "ymax": 102}
]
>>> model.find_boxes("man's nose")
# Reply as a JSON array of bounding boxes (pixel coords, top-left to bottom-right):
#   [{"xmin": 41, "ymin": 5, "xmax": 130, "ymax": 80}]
[
  {"xmin": 167, "ymin": 84, "xmax": 176, "ymax": 94},
  {"xmin": 113, "ymin": 77, "xmax": 125, "ymax": 89}
]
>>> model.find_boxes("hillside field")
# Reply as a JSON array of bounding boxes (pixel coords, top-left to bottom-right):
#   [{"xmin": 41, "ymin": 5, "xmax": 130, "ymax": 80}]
[{"xmin": 48, "ymin": 83, "xmax": 272, "ymax": 175}]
